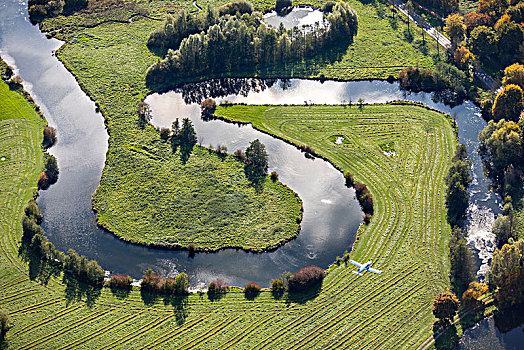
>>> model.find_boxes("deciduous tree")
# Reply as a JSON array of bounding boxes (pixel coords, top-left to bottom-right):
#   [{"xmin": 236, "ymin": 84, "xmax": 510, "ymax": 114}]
[
  {"xmin": 444, "ymin": 14, "xmax": 466, "ymax": 48},
  {"xmin": 491, "ymin": 84, "xmax": 523, "ymax": 122},
  {"xmin": 432, "ymin": 291, "xmax": 460, "ymax": 322}
]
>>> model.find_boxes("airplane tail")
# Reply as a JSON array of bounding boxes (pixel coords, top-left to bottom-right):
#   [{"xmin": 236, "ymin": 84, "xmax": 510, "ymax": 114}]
[{"xmin": 352, "ymin": 271, "xmax": 363, "ymax": 276}]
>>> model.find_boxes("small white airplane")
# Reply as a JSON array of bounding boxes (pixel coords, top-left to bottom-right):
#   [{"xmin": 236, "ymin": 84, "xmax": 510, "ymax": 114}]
[{"xmin": 349, "ymin": 260, "xmax": 382, "ymax": 276}]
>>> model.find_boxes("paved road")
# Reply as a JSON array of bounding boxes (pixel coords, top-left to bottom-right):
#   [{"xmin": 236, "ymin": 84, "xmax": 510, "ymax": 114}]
[{"xmin": 389, "ymin": 0, "xmax": 498, "ymax": 90}]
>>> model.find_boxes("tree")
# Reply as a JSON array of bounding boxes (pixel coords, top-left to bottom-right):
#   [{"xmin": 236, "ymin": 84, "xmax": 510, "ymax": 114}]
[
  {"xmin": 24, "ymin": 200, "xmax": 43, "ymax": 224},
  {"xmin": 405, "ymin": 1, "xmax": 414, "ymax": 33},
  {"xmin": 200, "ymin": 98, "xmax": 217, "ymax": 117},
  {"xmin": 469, "ymin": 26, "xmax": 497, "ymax": 58},
  {"xmin": 449, "ymin": 228, "xmax": 476, "ymax": 295},
  {"xmin": 276, "ymin": 0, "xmax": 292, "ymax": 13},
  {"xmin": 44, "ymin": 154, "xmax": 59, "ymax": 183},
  {"xmin": 488, "ymin": 239, "xmax": 524, "ymax": 307},
  {"xmin": 175, "ymin": 272, "xmax": 189, "ymax": 294},
  {"xmin": 432, "ymin": 291, "xmax": 460, "ymax": 322},
  {"xmin": 0, "ymin": 310, "xmax": 10, "ymax": 343},
  {"xmin": 179, "ymin": 118, "xmax": 197, "ymax": 146},
  {"xmin": 453, "ymin": 46, "xmax": 475, "ymax": 71},
  {"xmin": 462, "ymin": 282, "xmax": 488, "ymax": 309},
  {"xmin": 86, "ymin": 260, "xmax": 105, "ymax": 286},
  {"xmin": 493, "ymin": 214, "xmax": 513, "ymax": 246},
  {"xmin": 358, "ymin": 97, "xmax": 364, "ymax": 109},
  {"xmin": 245, "ymin": 139, "xmax": 268, "ymax": 174},
  {"xmin": 502, "ymin": 63, "xmax": 524, "ymax": 90},
  {"xmin": 496, "ymin": 21, "xmax": 524, "ymax": 63},
  {"xmin": 444, "ymin": 14, "xmax": 466, "ymax": 48},
  {"xmin": 137, "ymin": 101, "xmax": 152, "ymax": 123},
  {"xmin": 491, "ymin": 84, "xmax": 524, "ymax": 122}
]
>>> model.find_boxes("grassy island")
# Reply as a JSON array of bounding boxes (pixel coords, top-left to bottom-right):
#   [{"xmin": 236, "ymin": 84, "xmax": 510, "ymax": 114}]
[{"xmin": 93, "ymin": 143, "xmax": 302, "ymax": 252}]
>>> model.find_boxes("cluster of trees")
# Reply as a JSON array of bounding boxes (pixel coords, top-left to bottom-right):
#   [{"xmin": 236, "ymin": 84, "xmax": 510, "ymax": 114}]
[
  {"xmin": 21, "ymin": 201, "xmax": 64, "ymax": 272},
  {"xmin": 21, "ymin": 201, "xmax": 107, "ymax": 287},
  {"xmin": 64, "ymin": 249, "xmax": 105, "ymax": 287},
  {"xmin": 449, "ymin": 228, "xmax": 476, "ymax": 296},
  {"xmin": 146, "ymin": 1, "xmax": 358, "ymax": 89},
  {"xmin": 38, "ymin": 154, "xmax": 59, "ymax": 190},
  {"xmin": 344, "ymin": 172, "xmax": 373, "ymax": 224},
  {"xmin": 398, "ymin": 63, "xmax": 467, "ymax": 103},
  {"xmin": 448, "ymin": 0, "xmax": 524, "ymax": 67},
  {"xmin": 28, "ymin": 0, "xmax": 87, "ymax": 22},
  {"xmin": 462, "ymin": 282, "xmax": 488, "ymax": 309},
  {"xmin": 487, "ymin": 238, "xmax": 524, "ymax": 308},
  {"xmin": 141, "ymin": 269, "xmax": 189, "ymax": 295},
  {"xmin": 445, "ymin": 144, "xmax": 471, "ymax": 226}
]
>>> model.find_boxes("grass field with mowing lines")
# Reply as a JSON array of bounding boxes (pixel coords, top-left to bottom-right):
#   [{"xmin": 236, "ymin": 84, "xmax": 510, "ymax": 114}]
[
  {"xmin": 0, "ymin": 0, "xmax": 456, "ymax": 348},
  {"xmin": 1, "ymin": 99, "xmax": 456, "ymax": 349}
]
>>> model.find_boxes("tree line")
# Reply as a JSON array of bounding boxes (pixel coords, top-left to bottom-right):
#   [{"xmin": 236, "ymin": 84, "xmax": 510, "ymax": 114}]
[{"xmin": 146, "ymin": 0, "xmax": 357, "ymax": 89}]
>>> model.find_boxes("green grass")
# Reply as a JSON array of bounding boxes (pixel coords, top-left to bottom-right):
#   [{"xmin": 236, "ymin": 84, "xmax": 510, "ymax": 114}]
[
  {"xmin": 0, "ymin": 100, "xmax": 457, "ymax": 349},
  {"xmin": 93, "ymin": 144, "xmax": 302, "ymax": 252}
]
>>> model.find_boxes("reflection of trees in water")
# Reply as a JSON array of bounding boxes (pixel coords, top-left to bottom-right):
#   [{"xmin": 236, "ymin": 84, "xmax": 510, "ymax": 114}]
[{"xmin": 175, "ymin": 78, "xmax": 278, "ymax": 104}]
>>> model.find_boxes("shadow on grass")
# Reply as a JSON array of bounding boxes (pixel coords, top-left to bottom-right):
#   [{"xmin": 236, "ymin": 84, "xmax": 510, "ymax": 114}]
[
  {"xmin": 285, "ymin": 284, "xmax": 322, "ymax": 305},
  {"xmin": 432, "ymin": 320, "xmax": 459, "ymax": 350},
  {"xmin": 110, "ymin": 285, "xmax": 132, "ymax": 300},
  {"xmin": 244, "ymin": 290, "xmax": 260, "ymax": 301},
  {"xmin": 244, "ymin": 165, "xmax": 266, "ymax": 193},
  {"xmin": 63, "ymin": 274, "xmax": 101, "ymax": 308},
  {"xmin": 140, "ymin": 289, "xmax": 161, "ymax": 306},
  {"xmin": 164, "ymin": 295, "xmax": 189, "ymax": 325},
  {"xmin": 18, "ymin": 242, "xmax": 61, "ymax": 286},
  {"xmin": 494, "ymin": 304, "xmax": 524, "ymax": 333}
]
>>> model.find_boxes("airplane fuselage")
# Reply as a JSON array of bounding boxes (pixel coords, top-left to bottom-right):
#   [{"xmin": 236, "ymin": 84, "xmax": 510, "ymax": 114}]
[{"xmin": 358, "ymin": 260, "xmax": 373, "ymax": 274}]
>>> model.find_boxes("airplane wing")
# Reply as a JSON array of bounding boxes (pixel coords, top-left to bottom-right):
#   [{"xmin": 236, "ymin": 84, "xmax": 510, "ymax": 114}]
[
  {"xmin": 369, "ymin": 268, "xmax": 382, "ymax": 274},
  {"xmin": 349, "ymin": 260, "xmax": 363, "ymax": 268}
]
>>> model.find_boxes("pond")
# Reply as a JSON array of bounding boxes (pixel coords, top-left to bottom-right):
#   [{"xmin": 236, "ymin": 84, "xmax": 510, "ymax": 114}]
[
  {"xmin": 0, "ymin": 0, "xmax": 500, "ymax": 296},
  {"xmin": 263, "ymin": 7, "xmax": 326, "ymax": 31}
]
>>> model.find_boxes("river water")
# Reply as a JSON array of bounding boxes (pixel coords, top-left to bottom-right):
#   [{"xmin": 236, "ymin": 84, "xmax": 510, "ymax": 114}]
[{"xmin": 0, "ymin": 0, "xmax": 500, "ymax": 299}]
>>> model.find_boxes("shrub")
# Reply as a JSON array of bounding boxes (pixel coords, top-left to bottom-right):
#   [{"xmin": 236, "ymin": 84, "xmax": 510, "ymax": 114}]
[
  {"xmin": 244, "ymin": 282, "xmax": 262, "ymax": 294},
  {"xmin": 363, "ymin": 213, "xmax": 372, "ymax": 224},
  {"xmin": 37, "ymin": 172, "xmax": 50, "ymax": 189},
  {"xmin": 288, "ymin": 266, "xmax": 325, "ymax": 292},
  {"xmin": 8, "ymin": 75, "xmax": 23, "ymax": 89},
  {"xmin": 208, "ymin": 279, "xmax": 229, "ymax": 295},
  {"xmin": 462, "ymin": 282, "xmax": 488, "ymax": 309},
  {"xmin": 234, "ymin": 149, "xmax": 246, "ymax": 162},
  {"xmin": 200, "ymin": 98, "xmax": 217, "ymax": 117},
  {"xmin": 141, "ymin": 269, "xmax": 164, "ymax": 292},
  {"xmin": 354, "ymin": 182, "xmax": 374, "ymax": 215},
  {"xmin": 271, "ymin": 278, "xmax": 285, "ymax": 292},
  {"xmin": 108, "ymin": 274, "xmax": 133, "ymax": 289},
  {"xmin": 270, "ymin": 171, "xmax": 279, "ymax": 182},
  {"xmin": 163, "ymin": 277, "xmax": 177, "ymax": 294},
  {"xmin": 42, "ymin": 126, "xmax": 57, "ymax": 148}
]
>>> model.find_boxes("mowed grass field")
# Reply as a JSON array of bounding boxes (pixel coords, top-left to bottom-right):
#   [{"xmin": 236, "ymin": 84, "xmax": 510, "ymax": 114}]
[
  {"xmin": 0, "ymin": 0, "xmax": 456, "ymax": 348},
  {"xmin": 1, "ymin": 100, "xmax": 456, "ymax": 349}
]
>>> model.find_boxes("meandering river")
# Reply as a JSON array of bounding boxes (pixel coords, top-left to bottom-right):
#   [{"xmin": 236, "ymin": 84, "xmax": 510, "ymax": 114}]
[{"xmin": 0, "ymin": 0, "xmax": 500, "ymax": 296}]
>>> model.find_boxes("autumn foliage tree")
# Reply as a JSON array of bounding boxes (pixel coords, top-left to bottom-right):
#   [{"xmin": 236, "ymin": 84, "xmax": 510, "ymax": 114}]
[
  {"xmin": 502, "ymin": 63, "xmax": 524, "ymax": 90},
  {"xmin": 462, "ymin": 282, "xmax": 488, "ymax": 309},
  {"xmin": 288, "ymin": 266, "xmax": 324, "ymax": 292},
  {"xmin": 432, "ymin": 291, "xmax": 460, "ymax": 322},
  {"xmin": 487, "ymin": 239, "xmax": 524, "ymax": 308},
  {"xmin": 491, "ymin": 84, "xmax": 524, "ymax": 122},
  {"xmin": 444, "ymin": 14, "xmax": 466, "ymax": 48}
]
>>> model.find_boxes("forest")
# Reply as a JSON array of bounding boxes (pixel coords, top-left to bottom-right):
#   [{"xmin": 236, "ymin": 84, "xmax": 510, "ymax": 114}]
[{"xmin": 146, "ymin": 0, "xmax": 358, "ymax": 89}]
